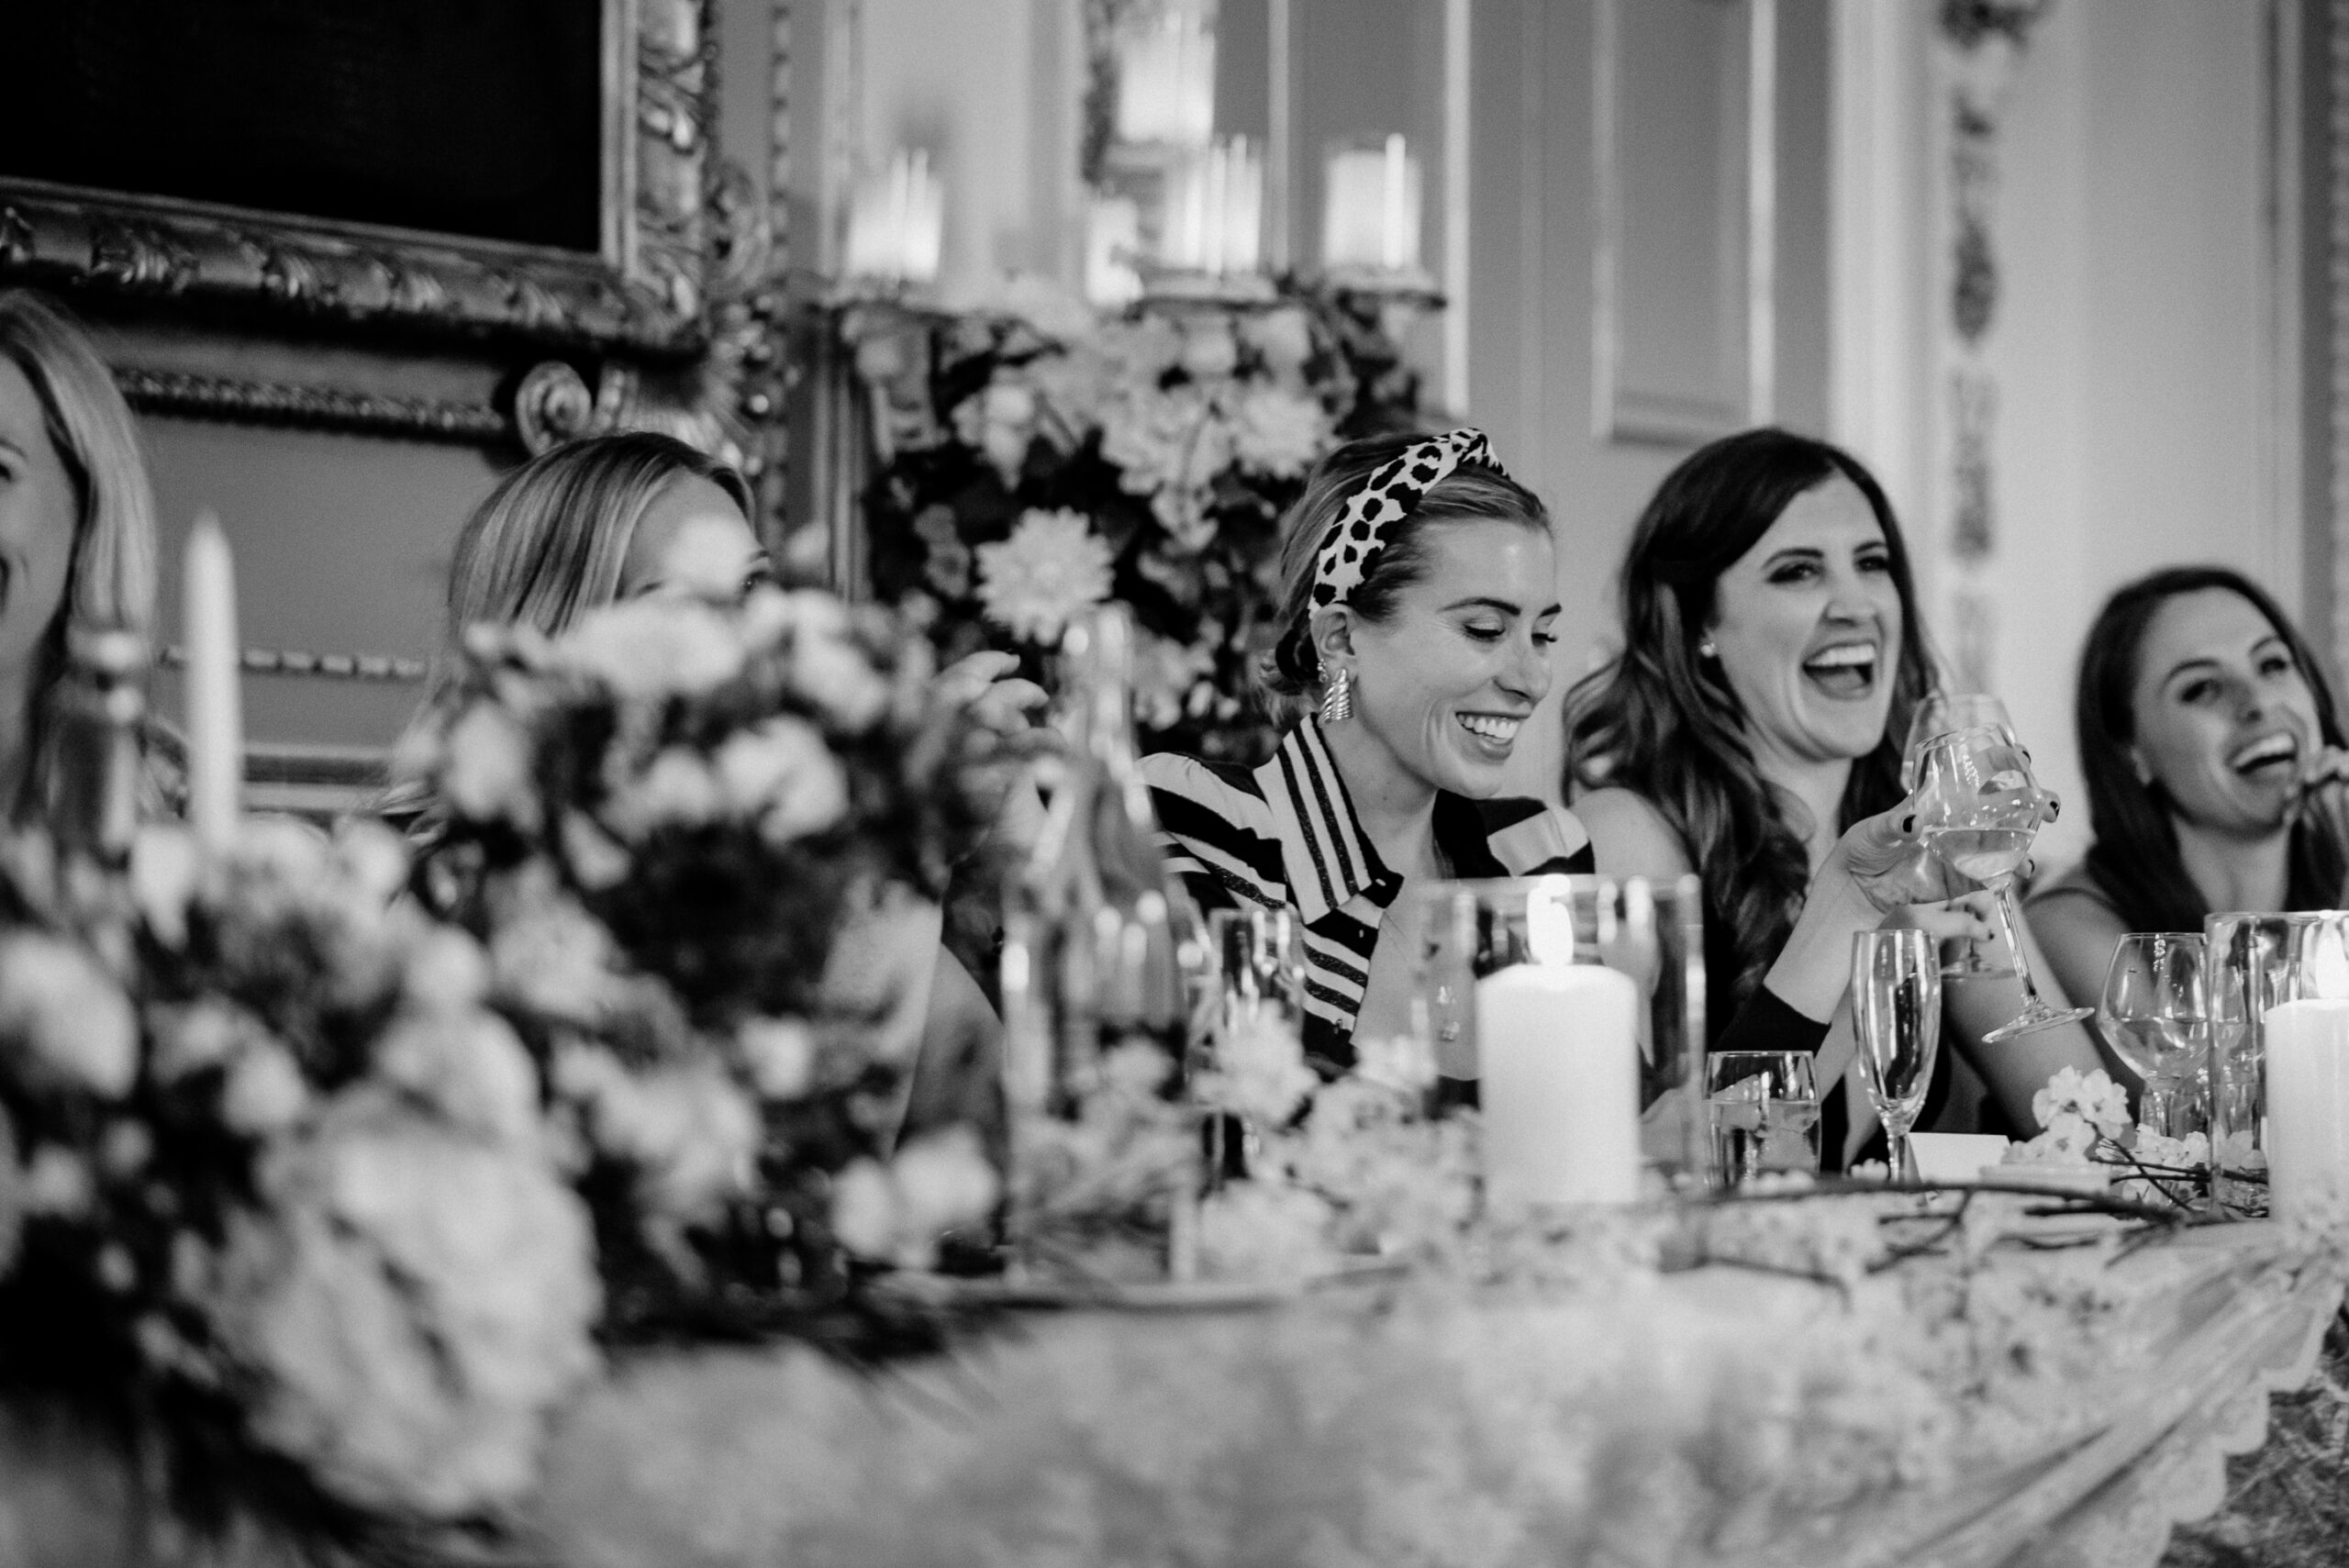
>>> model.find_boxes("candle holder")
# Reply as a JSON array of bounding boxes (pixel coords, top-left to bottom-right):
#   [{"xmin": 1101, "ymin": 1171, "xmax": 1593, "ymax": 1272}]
[
  {"xmin": 2204, "ymin": 911, "xmax": 2331, "ymax": 1215},
  {"xmin": 1414, "ymin": 874, "xmax": 1707, "ymax": 1195}
]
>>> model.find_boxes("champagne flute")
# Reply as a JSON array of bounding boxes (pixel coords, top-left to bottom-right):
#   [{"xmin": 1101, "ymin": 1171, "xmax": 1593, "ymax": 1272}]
[
  {"xmin": 1852, "ymin": 929, "xmax": 1942, "ymax": 1180},
  {"xmin": 1911, "ymin": 725, "xmax": 2093, "ymax": 1042},
  {"xmin": 2098, "ymin": 932, "xmax": 2210, "ymax": 1139}
]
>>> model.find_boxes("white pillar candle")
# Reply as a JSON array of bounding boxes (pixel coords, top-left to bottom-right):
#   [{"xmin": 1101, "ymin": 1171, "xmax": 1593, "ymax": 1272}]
[
  {"xmin": 182, "ymin": 512, "xmax": 243, "ymax": 855},
  {"xmin": 2265, "ymin": 998, "xmax": 2349, "ymax": 1219},
  {"xmin": 1477, "ymin": 959, "xmax": 1642, "ymax": 1209},
  {"xmin": 1321, "ymin": 137, "xmax": 1422, "ymax": 272}
]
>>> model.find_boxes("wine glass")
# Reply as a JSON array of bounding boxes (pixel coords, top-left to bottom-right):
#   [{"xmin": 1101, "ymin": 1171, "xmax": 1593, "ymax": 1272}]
[
  {"xmin": 1706, "ymin": 1051, "xmax": 1820, "ymax": 1187},
  {"xmin": 2098, "ymin": 932, "xmax": 2210, "ymax": 1139},
  {"xmin": 1901, "ymin": 695, "xmax": 2021, "ymax": 979},
  {"xmin": 1852, "ymin": 929, "xmax": 1942, "ymax": 1180},
  {"xmin": 1911, "ymin": 725, "xmax": 2093, "ymax": 1042},
  {"xmin": 1898, "ymin": 692, "xmax": 2018, "ymax": 791}
]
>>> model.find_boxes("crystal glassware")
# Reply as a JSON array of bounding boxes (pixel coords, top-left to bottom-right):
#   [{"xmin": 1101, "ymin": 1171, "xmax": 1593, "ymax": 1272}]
[
  {"xmin": 1706, "ymin": 1051, "xmax": 1820, "ymax": 1187},
  {"xmin": 2098, "ymin": 932, "xmax": 2210, "ymax": 1139},
  {"xmin": 1910, "ymin": 724, "xmax": 2092, "ymax": 1041},
  {"xmin": 1900, "ymin": 694, "xmax": 2019, "ymax": 978},
  {"xmin": 2204, "ymin": 911, "xmax": 2325, "ymax": 1213},
  {"xmin": 1415, "ymin": 874, "xmax": 1707, "ymax": 1184},
  {"xmin": 1199, "ymin": 906, "xmax": 1305, "ymax": 1181},
  {"xmin": 1898, "ymin": 692, "xmax": 2018, "ymax": 791},
  {"xmin": 1851, "ymin": 928, "xmax": 1943, "ymax": 1180}
]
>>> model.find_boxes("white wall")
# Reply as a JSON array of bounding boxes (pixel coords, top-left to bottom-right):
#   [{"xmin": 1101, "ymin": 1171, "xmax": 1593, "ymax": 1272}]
[{"xmin": 1844, "ymin": 0, "xmax": 2278, "ymax": 870}]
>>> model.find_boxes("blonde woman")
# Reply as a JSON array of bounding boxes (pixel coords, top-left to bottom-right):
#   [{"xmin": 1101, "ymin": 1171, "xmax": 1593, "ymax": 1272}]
[
  {"xmin": 406, "ymin": 431, "xmax": 1027, "ymax": 1143},
  {"xmin": 0, "ymin": 289, "xmax": 161, "ymax": 817}
]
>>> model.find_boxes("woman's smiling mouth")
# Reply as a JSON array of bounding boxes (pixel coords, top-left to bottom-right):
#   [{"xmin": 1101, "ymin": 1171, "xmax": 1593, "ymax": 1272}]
[
  {"xmin": 1456, "ymin": 712, "xmax": 1523, "ymax": 751},
  {"xmin": 2228, "ymin": 730, "xmax": 2299, "ymax": 779},
  {"xmin": 1801, "ymin": 641, "xmax": 1877, "ymax": 699}
]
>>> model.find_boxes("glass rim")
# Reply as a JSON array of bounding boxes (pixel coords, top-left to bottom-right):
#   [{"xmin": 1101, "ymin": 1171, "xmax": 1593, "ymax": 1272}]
[
  {"xmin": 1708, "ymin": 1049, "xmax": 1812, "ymax": 1066},
  {"xmin": 1851, "ymin": 927, "xmax": 1937, "ymax": 958}
]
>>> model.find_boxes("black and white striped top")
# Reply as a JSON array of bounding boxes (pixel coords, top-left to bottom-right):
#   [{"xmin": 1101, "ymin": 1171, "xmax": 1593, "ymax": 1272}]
[{"xmin": 1142, "ymin": 718, "xmax": 1594, "ymax": 1069}]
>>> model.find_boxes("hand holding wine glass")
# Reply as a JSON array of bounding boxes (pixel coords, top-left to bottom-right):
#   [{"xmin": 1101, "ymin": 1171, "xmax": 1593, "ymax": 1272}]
[{"xmin": 1910, "ymin": 725, "xmax": 2090, "ymax": 1042}]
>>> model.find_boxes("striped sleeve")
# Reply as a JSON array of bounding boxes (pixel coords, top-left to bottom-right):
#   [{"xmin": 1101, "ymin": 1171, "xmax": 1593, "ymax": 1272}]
[{"xmin": 1141, "ymin": 752, "xmax": 1287, "ymax": 913}]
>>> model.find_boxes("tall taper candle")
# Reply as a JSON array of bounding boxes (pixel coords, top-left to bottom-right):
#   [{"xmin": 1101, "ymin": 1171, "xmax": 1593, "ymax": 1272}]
[{"xmin": 184, "ymin": 513, "xmax": 242, "ymax": 852}]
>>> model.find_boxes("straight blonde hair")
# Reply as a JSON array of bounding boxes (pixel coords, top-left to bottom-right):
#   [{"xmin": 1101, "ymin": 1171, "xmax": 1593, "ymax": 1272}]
[
  {"xmin": 0, "ymin": 291, "xmax": 160, "ymax": 816},
  {"xmin": 424, "ymin": 430, "xmax": 751, "ymax": 715}
]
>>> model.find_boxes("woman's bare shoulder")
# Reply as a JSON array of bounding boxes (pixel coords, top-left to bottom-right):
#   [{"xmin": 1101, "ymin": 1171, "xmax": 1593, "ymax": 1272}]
[{"xmin": 1570, "ymin": 786, "xmax": 1695, "ymax": 880}]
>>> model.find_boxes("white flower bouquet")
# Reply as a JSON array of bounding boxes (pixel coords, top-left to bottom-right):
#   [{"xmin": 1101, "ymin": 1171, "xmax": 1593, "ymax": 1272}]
[
  {"xmin": 398, "ymin": 588, "xmax": 1006, "ymax": 1349},
  {"xmin": 0, "ymin": 816, "xmax": 598, "ymax": 1540},
  {"xmin": 861, "ymin": 284, "xmax": 1423, "ymax": 765}
]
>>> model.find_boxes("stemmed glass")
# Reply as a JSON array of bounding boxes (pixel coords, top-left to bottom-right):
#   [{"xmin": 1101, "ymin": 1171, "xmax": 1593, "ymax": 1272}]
[
  {"xmin": 1911, "ymin": 725, "xmax": 2093, "ymax": 1042},
  {"xmin": 2098, "ymin": 932, "xmax": 2210, "ymax": 1139},
  {"xmin": 1852, "ymin": 929, "xmax": 1942, "ymax": 1180},
  {"xmin": 1898, "ymin": 692, "xmax": 2018, "ymax": 791},
  {"xmin": 1901, "ymin": 695, "xmax": 2020, "ymax": 979}
]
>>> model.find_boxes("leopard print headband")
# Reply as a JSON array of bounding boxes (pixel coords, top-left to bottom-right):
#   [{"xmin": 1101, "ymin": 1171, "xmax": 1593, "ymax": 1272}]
[{"xmin": 1310, "ymin": 428, "xmax": 1508, "ymax": 609}]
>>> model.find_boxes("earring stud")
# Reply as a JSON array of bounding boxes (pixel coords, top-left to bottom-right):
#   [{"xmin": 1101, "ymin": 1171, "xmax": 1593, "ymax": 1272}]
[
  {"xmin": 1698, "ymin": 639, "xmax": 1718, "ymax": 659},
  {"xmin": 1320, "ymin": 666, "xmax": 1355, "ymax": 725}
]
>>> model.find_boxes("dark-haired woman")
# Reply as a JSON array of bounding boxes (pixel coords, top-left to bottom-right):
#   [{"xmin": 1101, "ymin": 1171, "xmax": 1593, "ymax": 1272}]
[
  {"xmin": 1147, "ymin": 428, "xmax": 1983, "ymax": 1082},
  {"xmin": 1565, "ymin": 428, "xmax": 2098, "ymax": 1157},
  {"xmin": 2032, "ymin": 567, "xmax": 2349, "ymax": 1068}
]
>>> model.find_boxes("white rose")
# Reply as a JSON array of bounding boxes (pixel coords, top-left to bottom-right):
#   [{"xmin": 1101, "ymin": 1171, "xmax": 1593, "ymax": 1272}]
[
  {"xmin": 589, "ymin": 1062, "xmax": 760, "ymax": 1223},
  {"xmin": 556, "ymin": 599, "xmax": 746, "ymax": 703},
  {"xmin": 606, "ymin": 748, "xmax": 723, "ymax": 837},
  {"xmin": 489, "ymin": 895, "xmax": 616, "ymax": 1027},
  {"xmin": 441, "ymin": 703, "xmax": 539, "ymax": 828},
  {"xmin": 0, "ymin": 932, "xmax": 137, "ymax": 1099},
  {"xmin": 331, "ymin": 820, "xmax": 412, "ymax": 908},
  {"xmin": 712, "ymin": 718, "xmax": 850, "ymax": 845},
  {"xmin": 376, "ymin": 1010, "xmax": 541, "ymax": 1146},
  {"xmin": 737, "ymin": 1016, "xmax": 815, "ymax": 1100},
  {"xmin": 888, "ymin": 1128, "xmax": 1000, "ymax": 1246},
  {"xmin": 789, "ymin": 631, "xmax": 892, "ymax": 732},
  {"xmin": 23, "ymin": 1146, "xmax": 93, "ymax": 1218},
  {"xmin": 829, "ymin": 1158, "xmax": 899, "ymax": 1260},
  {"xmin": 402, "ymin": 929, "xmax": 492, "ymax": 1015},
  {"xmin": 1178, "ymin": 316, "xmax": 1240, "ymax": 380},
  {"xmin": 222, "ymin": 1042, "xmax": 310, "ymax": 1136}
]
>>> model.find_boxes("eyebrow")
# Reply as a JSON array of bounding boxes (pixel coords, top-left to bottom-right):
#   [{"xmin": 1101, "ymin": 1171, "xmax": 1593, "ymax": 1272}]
[
  {"xmin": 1442, "ymin": 595, "xmax": 1564, "ymax": 617},
  {"xmin": 2162, "ymin": 635, "xmax": 2296, "ymax": 686}
]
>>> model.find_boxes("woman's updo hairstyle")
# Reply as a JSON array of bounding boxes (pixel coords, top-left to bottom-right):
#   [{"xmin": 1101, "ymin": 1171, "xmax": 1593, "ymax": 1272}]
[{"xmin": 1258, "ymin": 431, "xmax": 1549, "ymax": 721}]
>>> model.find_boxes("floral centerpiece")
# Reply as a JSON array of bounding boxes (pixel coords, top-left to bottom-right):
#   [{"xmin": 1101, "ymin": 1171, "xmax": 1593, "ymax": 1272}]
[
  {"xmin": 0, "ymin": 584, "xmax": 1019, "ymax": 1552},
  {"xmin": 0, "ymin": 816, "xmax": 599, "ymax": 1539},
  {"xmin": 395, "ymin": 585, "xmax": 1008, "ymax": 1348},
  {"xmin": 861, "ymin": 284, "xmax": 1428, "ymax": 764}
]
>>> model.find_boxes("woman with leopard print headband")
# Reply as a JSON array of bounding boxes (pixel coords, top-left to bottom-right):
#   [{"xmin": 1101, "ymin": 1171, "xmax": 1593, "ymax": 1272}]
[{"xmin": 1144, "ymin": 429, "xmax": 1966, "ymax": 1095}]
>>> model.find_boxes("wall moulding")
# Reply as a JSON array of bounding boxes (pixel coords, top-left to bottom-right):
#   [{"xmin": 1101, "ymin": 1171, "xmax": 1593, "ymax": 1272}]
[
  {"xmin": 1592, "ymin": 0, "xmax": 1776, "ymax": 447},
  {"xmin": 0, "ymin": 0, "xmax": 793, "ymax": 484}
]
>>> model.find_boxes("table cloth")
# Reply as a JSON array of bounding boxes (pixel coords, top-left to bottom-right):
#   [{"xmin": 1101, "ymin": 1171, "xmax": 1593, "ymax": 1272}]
[{"xmin": 3, "ymin": 1213, "xmax": 2339, "ymax": 1567}]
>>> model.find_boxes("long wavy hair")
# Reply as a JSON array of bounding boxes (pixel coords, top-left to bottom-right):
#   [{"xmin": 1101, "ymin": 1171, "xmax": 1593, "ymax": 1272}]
[
  {"xmin": 2076, "ymin": 565, "xmax": 2346, "ymax": 930},
  {"xmin": 0, "ymin": 291, "xmax": 160, "ymax": 818},
  {"xmin": 1257, "ymin": 432, "xmax": 1550, "ymax": 726},
  {"xmin": 1563, "ymin": 428, "xmax": 1932, "ymax": 1009}
]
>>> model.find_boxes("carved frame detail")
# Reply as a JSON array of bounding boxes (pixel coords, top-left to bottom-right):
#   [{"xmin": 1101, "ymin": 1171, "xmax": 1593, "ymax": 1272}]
[
  {"xmin": 0, "ymin": 0, "xmax": 705, "ymax": 354},
  {"xmin": 0, "ymin": 0, "xmax": 795, "ymax": 481}
]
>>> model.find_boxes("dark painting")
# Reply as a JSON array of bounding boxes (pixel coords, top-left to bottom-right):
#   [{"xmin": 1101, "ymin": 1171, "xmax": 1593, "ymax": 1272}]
[{"xmin": 0, "ymin": 0, "xmax": 606, "ymax": 254}]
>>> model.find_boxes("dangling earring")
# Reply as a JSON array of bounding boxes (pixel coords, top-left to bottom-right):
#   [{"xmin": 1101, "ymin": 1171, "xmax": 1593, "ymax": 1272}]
[
  {"xmin": 1697, "ymin": 639, "xmax": 1718, "ymax": 659},
  {"xmin": 1320, "ymin": 666, "xmax": 1355, "ymax": 724}
]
